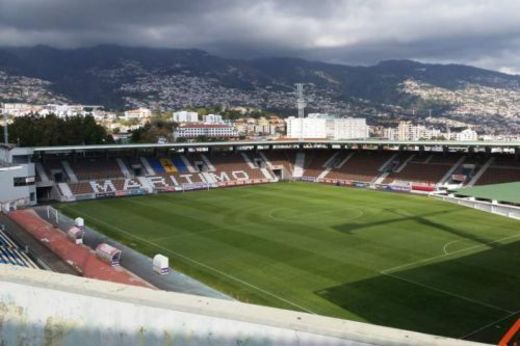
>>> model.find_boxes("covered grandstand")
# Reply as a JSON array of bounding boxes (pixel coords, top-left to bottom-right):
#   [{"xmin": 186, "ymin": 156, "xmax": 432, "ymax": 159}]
[
  {"xmin": 454, "ymin": 182, "xmax": 520, "ymax": 205},
  {"xmin": 0, "ymin": 139, "xmax": 519, "ymax": 207}
]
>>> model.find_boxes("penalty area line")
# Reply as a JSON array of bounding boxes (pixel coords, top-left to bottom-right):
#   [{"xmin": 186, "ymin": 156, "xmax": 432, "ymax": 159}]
[
  {"xmin": 382, "ymin": 272, "xmax": 513, "ymax": 314},
  {"xmin": 75, "ymin": 210, "xmax": 317, "ymax": 315},
  {"xmin": 381, "ymin": 232, "xmax": 520, "ymax": 275},
  {"xmin": 460, "ymin": 310, "xmax": 520, "ymax": 340}
]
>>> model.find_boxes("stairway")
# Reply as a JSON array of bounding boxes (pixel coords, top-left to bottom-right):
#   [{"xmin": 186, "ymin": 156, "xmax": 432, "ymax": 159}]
[
  {"xmin": 293, "ymin": 152, "xmax": 305, "ymax": 178},
  {"xmin": 335, "ymin": 152, "xmax": 355, "ymax": 169},
  {"xmin": 374, "ymin": 172, "xmax": 390, "ymax": 185},
  {"xmin": 378, "ymin": 153, "xmax": 399, "ymax": 172},
  {"xmin": 116, "ymin": 158, "xmax": 132, "ymax": 178},
  {"xmin": 395, "ymin": 154, "xmax": 415, "ymax": 173},
  {"xmin": 181, "ymin": 155, "xmax": 197, "ymax": 173},
  {"xmin": 139, "ymin": 157, "xmax": 155, "ymax": 175},
  {"xmin": 57, "ymin": 183, "xmax": 74, "ymax": 200},
  {"xmin": 260, "ymin": 168, "xmax": 275, "ymax": 180},
  {"xmin": 35, "ymin": 162, "xmax": 50, "ymax": 183},
  {"xmin": 61, "ymin": 161, "xmax": 78, "ymax": 183},
  {"xmin": 240, "ymin": 152, "xmax": 257, "ymax": 169},
  {"xmin": 200, "ymin": 154, "xmax": 216, "ymax": 172},
  {"xmin": 468, "ymin": 157, "xmax": 495, "ymax": 186},
  {"xmin": 440, "ymin": 156, "xmax": 466, "ymax": 184}
]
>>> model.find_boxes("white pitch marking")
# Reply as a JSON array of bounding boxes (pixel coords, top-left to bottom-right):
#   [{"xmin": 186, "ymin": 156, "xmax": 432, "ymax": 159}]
[
  {"xmin": 381, "ymin": 232, "xmax": 520, "ymax": 274},
  {"xmin": 460, "ymin": 310, "xmax": 520, "ymax": 340},
  {"xmin": 442, "ymin": 240, "xmax": 460, "ymax": 255},
  {"xmin": 70, "ymin": 209, "xmax": 317, "ymax": 315},
  {"xmin": 382, "ymin": 272, "xmax": 513, "ymax": 314}
]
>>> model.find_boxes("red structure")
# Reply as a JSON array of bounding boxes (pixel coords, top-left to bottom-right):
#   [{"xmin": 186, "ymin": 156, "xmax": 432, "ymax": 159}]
[{"xmin": 8, "ymin": 209, "xmax": 154, "ymax": 289}]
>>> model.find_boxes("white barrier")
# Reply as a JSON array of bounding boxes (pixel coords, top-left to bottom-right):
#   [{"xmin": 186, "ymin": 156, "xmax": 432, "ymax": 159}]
[
  {"xmin": 0, "ymin": 266, "xmax": 487, "ymax": 346},
  {"xmin": 433, "ymin": 194, "xmax": 520, "ymax": 220}
]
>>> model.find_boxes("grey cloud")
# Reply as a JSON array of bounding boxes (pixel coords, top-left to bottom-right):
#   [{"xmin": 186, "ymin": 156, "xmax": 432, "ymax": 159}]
[{"xmin": 1, "ymin": 0, "xmax": 520, "ymax": 73}]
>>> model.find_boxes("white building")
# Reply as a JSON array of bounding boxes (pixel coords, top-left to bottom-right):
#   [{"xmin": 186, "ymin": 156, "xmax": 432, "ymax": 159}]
[
  {"xmin": 44, "ymin": 104, "xmax": 87, "ymax": 118},
  {"xmin": 455, "ymin": 128, "xmax": 478, "ymax": 141},
  {"xmin": 286, "ymin": 116, "xmax": 327, "ymax": 138},
  {"xmin": 1, "ymin": 103, "xmax": 42, "ymax": 117},
  {"xmin": 286, "ymin": 115, "xmax": 368, "ymax": 139},
  {"xmin": 123, "ymin": 108, "xmax": 152, "ymax": 120},
  {"xmin": 1, "ymin": 103, "xmax": 105, "ymax": 118},
  {"xmin": 203, "ymin": 114, "xmax": 224, "ymax": 124},
  {"xmin": 394, "ymin": 121, "xmax": 443, "ymax": 141},
  {"xmin": 333, "ymin": 118, "xmax": 369, "ymax": 140},
  {"xmin": 173, "ymin": 111, "xmax": 198, "ymax": 123},
  {"xmin": 174, "ymin": 124, "xmax": 238, "ymax": 139}
]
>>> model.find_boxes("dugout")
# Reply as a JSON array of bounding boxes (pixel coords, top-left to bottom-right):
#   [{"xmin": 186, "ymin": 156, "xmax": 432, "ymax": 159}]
[
  {"xmin": 95, "ymin": 243, "xmax": 122, "ymax": 266},
  {"xmin": 67, "ymin": 226, "xmax": 84, "ymax": 245}
]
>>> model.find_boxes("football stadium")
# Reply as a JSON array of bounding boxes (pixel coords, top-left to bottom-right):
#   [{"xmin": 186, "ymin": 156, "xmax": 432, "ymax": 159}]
[{"xmin": 1, "ymin": 139, "xmax": 520, "ymax": 345}]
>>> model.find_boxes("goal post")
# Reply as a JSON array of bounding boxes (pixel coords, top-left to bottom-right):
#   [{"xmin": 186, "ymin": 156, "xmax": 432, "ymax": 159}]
[{"xmin": 46, "ymin": 206, "xmax": 59, "ymax": 225}]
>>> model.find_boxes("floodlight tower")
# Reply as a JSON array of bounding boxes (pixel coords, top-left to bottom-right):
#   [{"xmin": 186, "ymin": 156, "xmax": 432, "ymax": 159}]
[{"xmin": 295, "ymin": 83, "xmax": 306, "ymax": 141}]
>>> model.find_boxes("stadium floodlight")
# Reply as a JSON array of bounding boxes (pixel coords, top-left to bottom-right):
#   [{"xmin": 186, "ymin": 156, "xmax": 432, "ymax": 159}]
[{"xmin": 295, "ymin": 83, "xmax": 306, "ymax": 141}]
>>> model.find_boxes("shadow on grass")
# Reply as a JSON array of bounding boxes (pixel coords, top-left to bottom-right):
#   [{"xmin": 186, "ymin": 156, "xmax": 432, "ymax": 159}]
[
  {"xmin": 333, "ymin": 208, "xmax": 499, "ymax": 249},
  {"xmin": 315, "ymin": 240, "xmax": 520, "ymax": 343}
]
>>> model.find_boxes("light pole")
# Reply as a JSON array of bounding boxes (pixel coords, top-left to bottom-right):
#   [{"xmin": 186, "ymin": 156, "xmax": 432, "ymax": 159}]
[{"xmin": 296, "ymin": 83, "xmax": 306, "ymax": 141}]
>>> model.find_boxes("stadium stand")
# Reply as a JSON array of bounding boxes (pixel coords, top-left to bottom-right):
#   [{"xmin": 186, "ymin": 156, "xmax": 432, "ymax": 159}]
[
  {"xmin": 383, "ymin": 152, "xmax": 460, "ymax": 185},
  {"xmin": 301, "ymin": 149, "xmax": 336, "ymax": 179},
  {"xmin": 206, "ymin": 151, "xmax": 267, "ymax": 181},
  {"xmin": 263, "ymin": 150, "xmax": 295, "ymax": 177},
  {"xmin": 41, "ymin": 159, "xmax": 69, "ymax": 182},
  {"xmin": 474, "ymin": 155, "xmax": 520, "ymax": 185},
  {"xmin": 67, "ymin": 158, "xmax": 124, "ymax": 181},
  {"xmin": 325, "ymin": 150, "xmax": 393, "ymax": 183},
  {"xmin": 0, "ymin": 229, "xmax": 39, "ymax": 268},
  {"xmin": 33, "ymin": 148, "xmax": 520, "ymax": 201},
  {"xmin": 172, "ymin": 155, "xmax": 190, "ymax": 173}
]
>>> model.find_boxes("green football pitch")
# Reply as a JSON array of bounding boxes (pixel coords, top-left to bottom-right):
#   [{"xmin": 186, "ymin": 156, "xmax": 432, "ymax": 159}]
[{"xmin": 56, "ymin": 182, "xmax": 520, "ymax": 343}]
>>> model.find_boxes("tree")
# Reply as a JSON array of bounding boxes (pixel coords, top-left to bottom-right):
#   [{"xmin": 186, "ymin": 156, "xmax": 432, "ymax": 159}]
[
  {"xmin": 130, "ymin": 119, "xmax": 175, "ymax": 143},
  {"xmin": 0, "ymin": 114, "xmax": 113, "ymax": 146}
]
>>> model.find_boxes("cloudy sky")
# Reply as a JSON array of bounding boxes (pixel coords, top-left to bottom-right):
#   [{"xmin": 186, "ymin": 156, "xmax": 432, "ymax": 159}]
[{"xmin": 1, "ymin": 0, "xmax": 520, "ymax": 73}]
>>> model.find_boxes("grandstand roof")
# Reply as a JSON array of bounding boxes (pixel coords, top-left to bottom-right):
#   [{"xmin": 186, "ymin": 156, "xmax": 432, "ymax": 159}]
[
  {"xmin": 15, "ymin": 139, "xmax": 520, "ymax": 153},
  {"xmin": 454, "ymin": 182, "xmax": 520, "ymax": 204}
]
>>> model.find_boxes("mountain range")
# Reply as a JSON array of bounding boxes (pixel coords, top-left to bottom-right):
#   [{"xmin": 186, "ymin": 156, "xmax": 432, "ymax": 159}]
[{"xmin": 1, "ymin": 45, "xmax": 520, "ymax": 131}]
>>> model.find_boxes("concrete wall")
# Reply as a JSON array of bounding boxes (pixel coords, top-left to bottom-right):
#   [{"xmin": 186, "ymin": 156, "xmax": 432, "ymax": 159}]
[
  {"xmin": 0, "ymin": 163, "xmax": 36, "ymax": 208},
  {"xmin": 0, "ymin": 266, "xmax": 488, "ymax": 346}
]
